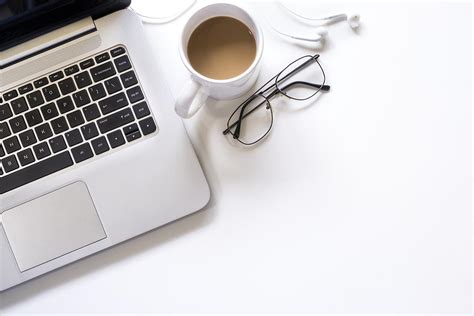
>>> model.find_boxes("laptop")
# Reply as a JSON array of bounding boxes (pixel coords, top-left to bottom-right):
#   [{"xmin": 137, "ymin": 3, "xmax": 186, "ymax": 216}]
[{"xmin": 0, "ymin": 0, "xmax": 210, "ymax": 291}]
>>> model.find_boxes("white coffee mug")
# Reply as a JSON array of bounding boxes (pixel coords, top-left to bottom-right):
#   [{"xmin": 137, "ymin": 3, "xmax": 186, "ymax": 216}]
[{"xmin": 175, "ymin": 3, "xmax": 264, "ymax": 119}]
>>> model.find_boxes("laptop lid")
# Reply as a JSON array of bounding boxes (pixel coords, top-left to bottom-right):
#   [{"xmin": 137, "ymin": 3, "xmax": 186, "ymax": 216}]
[{"xmin": 0, "ymin": 0, "xmax": 131, "ymax": 52}]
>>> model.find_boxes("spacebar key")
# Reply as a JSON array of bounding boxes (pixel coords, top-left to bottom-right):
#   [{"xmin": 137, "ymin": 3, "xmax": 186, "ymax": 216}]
[
  {"xmin": 97, "ymin": 108, "xmax": 134, "ymax": 133},
  {"xmin": 0, "ymin": 152, "xmax": 73, "ymax": 194}
]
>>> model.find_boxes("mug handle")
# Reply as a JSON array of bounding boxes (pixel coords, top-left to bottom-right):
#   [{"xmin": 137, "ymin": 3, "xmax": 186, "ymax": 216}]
[{"xmin": 175, "ymin": 79, "xmax": 209, "ymax": 118}]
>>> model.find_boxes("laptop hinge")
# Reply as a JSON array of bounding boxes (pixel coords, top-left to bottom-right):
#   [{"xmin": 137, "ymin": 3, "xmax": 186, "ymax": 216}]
[{"xmin": 0, "ymin": 17, "xmax": 96, "ymax": 69}]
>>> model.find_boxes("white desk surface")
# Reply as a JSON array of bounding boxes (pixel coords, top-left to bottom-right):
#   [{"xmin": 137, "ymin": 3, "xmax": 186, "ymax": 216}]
[{"xmin": 1, "ymin": 1, "xmax": 471, "ymax": 313}]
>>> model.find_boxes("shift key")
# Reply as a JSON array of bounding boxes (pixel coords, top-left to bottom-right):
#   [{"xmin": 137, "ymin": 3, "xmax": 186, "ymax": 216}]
[{"xmin": 97, "ymin": 108, "xmax": 134, "ymax": 134}]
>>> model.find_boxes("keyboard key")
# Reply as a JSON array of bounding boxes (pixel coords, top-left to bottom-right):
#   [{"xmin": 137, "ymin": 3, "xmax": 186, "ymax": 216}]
[
  {"xmin": 51, "ymin": 117, "xmax": 69, "ymax": 134},
  {"xmin": 9, "ymin": 116, "xmax": 27, "ymax": 133},
  {"xmin": 91, "ymin": 136, "xmax": 109, "ymax": 155},
  {"xmin": 97, "ymin": 108, "xmax": 134, "ymax": 134},
  {"xmin": 58, "ymin": 77, "xmax": 77, "ymax": 95},
  {"xmin": 123, "ymin": 123, "xmax": 138, "ymax": 136},
  {"xmin": 19, "ymin": 130, "xmax": 37, "ymax": 147},
  {"xmin": 26, "ymin": 90, "xmax": 45, "ymax": 108},
  {"xmin": 90, "ymin": 61, "xmax": 116, "ymax": 82},
  {"xmin": 88, "ymin": 83, "xmax": 106, "ymax": 101},
  {"xmin": 0, "ymin": 145, "xmax": 4, "ymax": 157},
  {"xmin": 33, "ymin": 142, "xmax": 51, "ymax": 160},
  {"xmin": 107, "ymin": 130, "xmax": 125, "ymax": 148},
  {"xmin": 139, "ymin": 117, "xmax": 157, "ymax": 135},
  {"xmin": 126, "ymin": 130, "xmax": 141, "ymax": 142},
  {"xmin": 33, "ymin": 77, "xmax": 48, "ymax": 89},
  {"xmin": 72, "ymin": 90, "xmax": 91, "ymax": 107},
  {"xmin": 120, "ymin": 70, "xmax": 138, "ymax": 88},
  {"xmin": 66, "ymin": 110, "xmax": 85, "ymax": 128},
  {"xmin": 64, "ymin": 64, "xmax": 80, "ymax": 76},
  {"xmin": 41, "ymin": 103, "xmax": 59, "ymax": 120},
  {"xmin": 56, "ymin": 96, "xmax": 75, "ymax": 114},
  {"xmin": 24, "ymin": 109, "xmax": 43, "ymax": 127},
  {"xmin": 83, "ymin": 103, "xmax": 100, "ymax": 121},
  {"xmin": 0, "ymin": 122, "xmax": 11, "ymax": 139},
  {"xmin": 81, "ymin": 122, "xmax": 99, "ymax": 140},
  {"xmin": 2, "ymin": 155, "xmax": 19, "ymax": 173},
  {"xmin": 35, "ymin": 123, "xmax": 53, "ymax": 141},
  {"xmin": 65, "ymin": 129, "xmax": 83, "ymax": 147},
  {"xmin": 18, "ymin": 83, "xmax": 33, "ymax": 94},
  {"xmin": 114, "ymin": 55, "xmax": 131, "ymax": 72},
  {"xmin": 126, "ymin": 86, "xmax": 144, "ymax": 104},
  {"xmin": 3, "ymin": 90, "xmax": 18, "ymax": 101},
  {"xmin": 74, "ymin": 71, "xmax": 92, "ymax": 89},
  {"xmin": 49, "ymin": 135, "xmax": 67, "ymax": 153},
  {"xmin": 3, "ymin": 135, "xmax": 21, "ymax": 154},
  {"xmin": 132, "ymin": 101, "xmax": 150, "ymax": 119},
  {"xmin": 110, "ymin": 46, "xmax": 125, "ymax": 57},
  {"xmin": 104, "ymin": 77, "xmax": 122, "ymax": 94},
  {"xmin": 80, "ymin": 58, "xmax": 95, "ymax": 70},
  {"xmin": 95, "ymin": 52, "xmax": 110, "ymax": 64},
  {"xmin": 0, "ymin": 103, "xmax": 13, "ymax": 120},
  {"xmin": 17, "ymin": 148, "xmax": 35, "ymax": 166},
  {"xmin": 98, "ymin": 92, "xmax": 128, "ymax": 115},
  {"xmin": 42, "ymin": 84, "xmax": 61, "ymax": 102},
  {"xmin": 71, "ymin": 143, "xmax": 94, "ymax": 163},
  {"xmin": 49, "ymin": 71, "xmax": 64, "ymax": 82},
  {"xmin": 0, "ymin": 151, "xmax": 73, "ymax": 194},
  {"xmin": 10, "ymin": 97, "xmax": 28, "ymax": 114}
]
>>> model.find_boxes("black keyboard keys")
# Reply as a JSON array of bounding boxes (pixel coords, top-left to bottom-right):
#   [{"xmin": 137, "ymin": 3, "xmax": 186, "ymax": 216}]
[
  {"xmin": 73, "ymin": 90, "xmax": 91, "ymax": 107},
  {"xmin": 10, "ymin": 116, "xmax": 27, "ymax": 133},
  {"xmin": 74, "ymin": 71, "xmax": 92, "ymax": 89},
  {"xmin": 88, "ymin": 83, "xmax": 106, "ymax": 101},
  {"xmin": 49, "ymin": 71, "xmax": 64, "ymax": 82},
  {"xmin": 126, "ymin": 86, "xmax": 144, "ymax": 104},
  {"xmin": 110, "ymin": 46, "xmax": 125, "ymax": 57},
  {"xmin": 19, "ymin": 130, "xmax": 37, "ymax": 147},
  {"xmin": 81, "ymin": 122, "xmax": 99, "ymax": 140},
  {"xmin": 33, "ymin": 142, "xmax": 51, "ymax": 160},
  {"xmin": 57, "ymin": 96, "xmax": 75, "ymax": 114},
  {"xmin": 33, "ymin": 77, "xmax": 48, "ymax": 89},
  {"xmin": 83, "ymin": 103, "xmax": 100, "ymax": 121},
  {"xmin": 42, "ymin": 84, "xmax": 61, "ymax": 102},
  {"xmin": 90, "ymin": 61, "xmax": 116, "ymax": 82},
  {"xmin": 10, "ymin": 97, "xmax": 28, "ymax": 114},
  {"xmin": 35, "ymin": 123, "xmax": 53, "ymax": 141},
  {"xmin": 3, "ymin": 90, "xmax": 18, "ymax": 101},
  {"xmin": 64, "ymin": 65, "xmax": 79, "ymax": 76},
  {"xmin": 132, "ymin": 101, "xmax": 150, "ymax": 119},
  {"xmin": 114, "ymin": 55, "xmax": 131, "ymax": 72},
  {"xmin": 95, "ymin": 52, "xmax": 110, "ymax": 64},
  {"xmin": 0, "ymin": 103, "xmax": 13, "ymax": 120},
  {"xmin": 58, "ymin": 77, "xmax": 77, "ymax": 95},
  {"xmin": 71, "ymin": 143, "xmax": 93, "ymax": 163},
  {"xmin": 80, "ymin": 58, "xmax": 95, "ymax": 70},
  {"xmin": 24, "ymin": 109, "xmax": 43, "ymax": 127},
  {"xmin": 65, "ymin": 129, "xmax": 83, "ymax": 147},
  {"xmin": 97, "ymin": 108, "xmax": 134, "ymax": 134},
  {"xmin": 49, "ymin": 135, "xmax": 67, "ymax": 153},
  {"xmin": 123, "ymin": 123, "xmax": 141, "ymax": 142},
  {"xmin": 120, "ymin": 70, "xmax": 138, "ymax": 88},
  {"xmin": 2, "ymin": 155, "xmax": 19, "ymax": 173},
  {"xmin": 99, "ymin": 92, "xmax": 128, "ymax": 115},
  {"xmin": 41, "ymin": 103, "xmax": 59, "ymax": 120},
  {"xmin": 104, "ymin": 77, "xmax": 122, "ymax": 95},
  {"xmin": 67, "ymin": 110, "xmax": 85, "ymax": 128},
  {"xmin": 139, "ymin": 117, "xmax": 157, "ymax": 135},
  {"xmin": 4, "ymin": 135, "xmax": 21, "ymax": 154},
  {"xmin": 26, "ymin": 90, "xmax": 45, "ymax": 108},
  {"xmin": 91, "ymin": 136, "xmax": 109, "ymax": 155},
  {"xmin": 51, "ymin": 117, "xmax": 69, "ymax": 134},
  {"xmin": 107, "ymin": 130, "xmax": 125, "ymax": 148},
  {"xmin": 0, "ymin": 122, "xmax": 11, "ymax": 139},
  {"xmin": 18, "ymin": 83, "xmax": 33, "ymax": 95},
  {"xmin": 17, "ymin": 148, "xmax": 35, "ymax": 166},
  {"xmin": 0, "ymin": 151, "xmax": 73, "ymax": 194}
]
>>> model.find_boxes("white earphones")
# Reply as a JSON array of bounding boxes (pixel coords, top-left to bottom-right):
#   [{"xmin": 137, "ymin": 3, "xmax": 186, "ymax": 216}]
[{"xmin": 270, "ymin": 25, "xmax": 329, "ymax": 43}]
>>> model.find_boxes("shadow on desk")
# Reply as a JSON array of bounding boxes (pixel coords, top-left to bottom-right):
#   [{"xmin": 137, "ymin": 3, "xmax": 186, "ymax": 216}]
[{"xmin": 0, "ymin": 191, "xmax": 217, "ymax": 311}]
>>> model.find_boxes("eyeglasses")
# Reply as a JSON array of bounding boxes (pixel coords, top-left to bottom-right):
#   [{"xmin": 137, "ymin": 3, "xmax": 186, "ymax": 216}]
[{"xmin": 223, "ymin": 54, "xmax": 330, "ymax": 145}]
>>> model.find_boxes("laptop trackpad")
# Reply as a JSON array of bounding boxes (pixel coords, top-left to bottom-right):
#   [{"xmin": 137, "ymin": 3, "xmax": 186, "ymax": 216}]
[{"xmin": 2, "ymin": 182, "xmax": 106, "ymax": 272}]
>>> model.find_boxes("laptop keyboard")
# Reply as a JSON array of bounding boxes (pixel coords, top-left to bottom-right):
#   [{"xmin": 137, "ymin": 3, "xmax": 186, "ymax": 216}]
[{"xmin": 0, "ymin": 46, "xmax": 157, "ymax": 194}]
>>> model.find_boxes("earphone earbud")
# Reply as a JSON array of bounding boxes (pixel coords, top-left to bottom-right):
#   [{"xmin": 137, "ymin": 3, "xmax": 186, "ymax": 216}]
[{"xmin": 347, "ymin": 14, "xmax": 361, "ymax": 29}]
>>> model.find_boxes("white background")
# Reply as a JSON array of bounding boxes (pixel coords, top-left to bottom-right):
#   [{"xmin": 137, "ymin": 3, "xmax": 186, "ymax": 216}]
[{"xmin": 1, "ymin": 0, "xmax": 472, "ymax": 313}]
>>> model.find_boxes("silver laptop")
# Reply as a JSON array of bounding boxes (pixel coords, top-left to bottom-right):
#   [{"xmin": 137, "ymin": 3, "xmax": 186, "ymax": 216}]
[{"xmin": 0, "ymin": 0, "xmax": 210, "ymax": 291}]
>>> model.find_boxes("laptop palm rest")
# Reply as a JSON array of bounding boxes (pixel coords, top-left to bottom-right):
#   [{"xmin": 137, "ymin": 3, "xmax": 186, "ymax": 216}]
[{"xmin": 2, "ymin": 181, "xmax": 106, "ymax": 272}]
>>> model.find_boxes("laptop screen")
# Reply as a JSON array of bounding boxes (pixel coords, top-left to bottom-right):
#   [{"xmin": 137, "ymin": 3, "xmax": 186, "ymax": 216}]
[{"xmin": 0, "ymin": 0, "xmax": 130, "ymax": 52}]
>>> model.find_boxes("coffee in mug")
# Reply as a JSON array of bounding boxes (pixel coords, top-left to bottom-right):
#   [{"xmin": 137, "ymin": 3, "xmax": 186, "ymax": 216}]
[{"xmin": 187, "ymin": 16, "xmax": 257, "ymax": 80}]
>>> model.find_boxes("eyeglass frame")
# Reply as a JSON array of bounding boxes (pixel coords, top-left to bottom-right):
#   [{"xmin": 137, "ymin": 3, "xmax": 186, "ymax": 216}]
[{"xmin": 223, "ymin": 54, "xmax": 331, "ymax": 145}]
